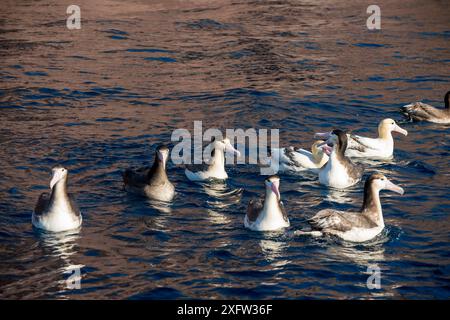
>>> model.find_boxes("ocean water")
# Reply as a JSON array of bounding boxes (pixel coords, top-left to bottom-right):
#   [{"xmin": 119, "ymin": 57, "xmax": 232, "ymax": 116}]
[{"xmin": 0, "ymin": 0, "xmax": 449, "ymax": 299}]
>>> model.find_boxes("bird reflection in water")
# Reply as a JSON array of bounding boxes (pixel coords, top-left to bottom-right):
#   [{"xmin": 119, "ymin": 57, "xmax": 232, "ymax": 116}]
[
  {"xmin": 324, "ymin": 187, "xmax": 356, "ymax": 204},
  {"xmin": 147, "ymin": 198, "xmax": 173, "ymax": 214},
  {"xmin": 258, "ymin": 238, "xmax": 290, "ymax": 268},
  {"xmin": 326, "ymin": 240, "xmax": 387, "ymax": 267},
  {"xmin": 206, "ymin": 209, "xmax": 231, "ymax": 225},
  {"xmin": 200, "ymin": 181, "xmax": 242, "ymax": 225},
  {"xmin": 37, "ymin": 229, "xmax": 84, "ymax": 297},
  {"xmin": 202, "ymin": 181, "xmax": 243, "ymax": 210},
  {"xmin": 323, "ymin": 236, "xmax": 395, "ymax": 297}
]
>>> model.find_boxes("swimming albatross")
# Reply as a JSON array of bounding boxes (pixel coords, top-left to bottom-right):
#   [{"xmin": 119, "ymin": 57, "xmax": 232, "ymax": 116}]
[
  {"xmin": 316, "ymin": 119, "xmax": 407, "ymax": 159},
  {"xmin": 123, "ymin": 145, "xmax": 175, "ymax": 202},
  {"xmin": 244, "ymin": 175, "xmax": 289, "ymax": 231},
  {"xmin": 266, "ymin": 140, "xmax": 329, "ymax": 173},
  {"xmin": 315, "ymin": 129, "xmax": 364, "ymax": 189},
  {"xmin": 296, "ymin": 173, "xmax": 404, "ymax": 242},
  {"xmin": 185, "ymin": 138, "xmax": 240, "ymax": 181},
  {"xmin": 33, "ymin": 166, "xmax": 82, "ymax": 232},
  {"xmin": 401, "ymin": 91, "xmax": 450, "ymax": 124}
]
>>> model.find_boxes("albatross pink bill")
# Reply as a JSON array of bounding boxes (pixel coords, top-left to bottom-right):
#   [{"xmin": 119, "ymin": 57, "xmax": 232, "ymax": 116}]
[
  {"xmin": 393, "ymin": 124, "xmax": 408, "ymax": 136},
  {"xmin": 270, "ymin": 182, "xmax": 281, "ymax": 201},
  {"xmin": 314, "ymin": 131, "xmax": 332, "ymax": 140},
  {"xmin": 385, "ymin": 179, "xmax": 405, "ymax": 195}
]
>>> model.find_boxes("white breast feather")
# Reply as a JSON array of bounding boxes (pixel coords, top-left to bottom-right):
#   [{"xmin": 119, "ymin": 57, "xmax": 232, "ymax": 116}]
[{"xmin": 319, "ymin": 158, "xmax": 355, "ymax": 189}]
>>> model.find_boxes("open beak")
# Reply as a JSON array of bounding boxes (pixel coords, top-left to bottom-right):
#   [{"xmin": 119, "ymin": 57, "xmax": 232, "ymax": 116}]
[
  {"xmin": 225, "ymin": 143, "xmax": 241, "ymax": 158},
  {"xmin": 385, "ymin": 179, "xmax": 404, "ymax": 195},
  {"xmin": 321, "ymin": 144, "xmax": 333, "ymax": 156},
  {"xmin": 314, "ymin": 131, "xmax": 332, "ymax": 140},
  {"xmin": 393, "ymin": 124, "xmax": 408, "ymax": 136},
  {"xmin": 270, "ymin": 182, "xmax": 281, "ymax": 202},
  {"xmin": 317, "ymin": 138, "xmax": 334, "ymax": 156}
]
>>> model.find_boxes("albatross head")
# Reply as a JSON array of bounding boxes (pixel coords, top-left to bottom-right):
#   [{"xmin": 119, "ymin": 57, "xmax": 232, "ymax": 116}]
[
  {"xmin": 369, "ymin": 172, "xmax": 404, "ymax": 195},
  {"xmin": 50, "ymin": 166, "xmax": 68, "ymax": 189},
  {"xmin": 315, "ymin": 129, "xmax": 347, "ymax": 155},
  {"xmin": 311, "ymin": 140, "xmax": 330, "ymax": 159},
  {"xmin": 265, "ymin": 175, "xmax": 281, "ymax": 201},
  {"xmin": 215, "ymin": 138, "xmax": 241, "ymax": 157},
  {"xmin": 156, "ymin": 145, "xmax": 170, "ymax": 168},
  {"xmin": 379, "ymin": 118, "xmax": 408, "ymax": 138}
]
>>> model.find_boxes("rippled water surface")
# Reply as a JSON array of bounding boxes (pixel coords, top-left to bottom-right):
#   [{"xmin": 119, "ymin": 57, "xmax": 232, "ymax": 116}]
[{"xmin": 1, "ymin": 0, "xmax": 449, "ymax": 299}]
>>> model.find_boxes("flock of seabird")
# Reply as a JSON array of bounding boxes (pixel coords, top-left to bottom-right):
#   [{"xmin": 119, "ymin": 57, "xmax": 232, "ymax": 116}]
[{"xmin": 32, "ymin": 91, "xmax": 449, "ymax": 243}]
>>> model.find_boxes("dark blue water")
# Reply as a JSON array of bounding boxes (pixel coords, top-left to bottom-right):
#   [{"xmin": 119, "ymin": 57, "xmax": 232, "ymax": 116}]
[{"xmin": 0, "ymin": 0, "xmax": 449, "ymax": 299}]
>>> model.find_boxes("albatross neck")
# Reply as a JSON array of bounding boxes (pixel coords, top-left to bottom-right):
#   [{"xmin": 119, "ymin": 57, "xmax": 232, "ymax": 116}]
[
  {"xmin": 209, "ymin": 146, "xmax": 225, "ymax": 171},
  {"xmin": 148, "ymin": 155, "xmax": 168, "ymax": 183},
  {"xmin": 262, "ymin": 187, "xmax": 281, "ymax": 217},
  {"xmin": 361, "ymin": 185, "xmax": 383, "ymax": 226},
  {"xmin": 314, "ymin": 151, "xmax": 328, "ymax": 167},
  {"xmin": 378, "ymin": 126, "xmax": 394, "ymax": 141},
  {"xmin": 50, "ymin": 178, "xmax": 70, "ymax": 204}
]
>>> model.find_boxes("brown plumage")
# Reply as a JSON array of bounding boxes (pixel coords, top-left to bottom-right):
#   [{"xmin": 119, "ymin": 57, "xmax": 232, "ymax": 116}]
[
  {"xmin": 123, "ymin": 145, "xmax": 171, "ymax": 188},
  {"xmin": 308, "ymin": 209, "xmax": 377, "ymax": 232},
  {"xmin": 401, "ymin": 91, "xmax": 450, "ymax": 123},
  {"xmin": 246, "ymin": 199, "xmax": 264, "ymax": 223},
  {"xmin": 123, "ymin": 145, "xmax": 175, "ymax": 201},
  {"xmin": 309, "ymin": 172, "xmax": 403, "ymax": 239},
  {"xmin": 329, "ymin": 129, "xmax": 364, "ymax": 181}
]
